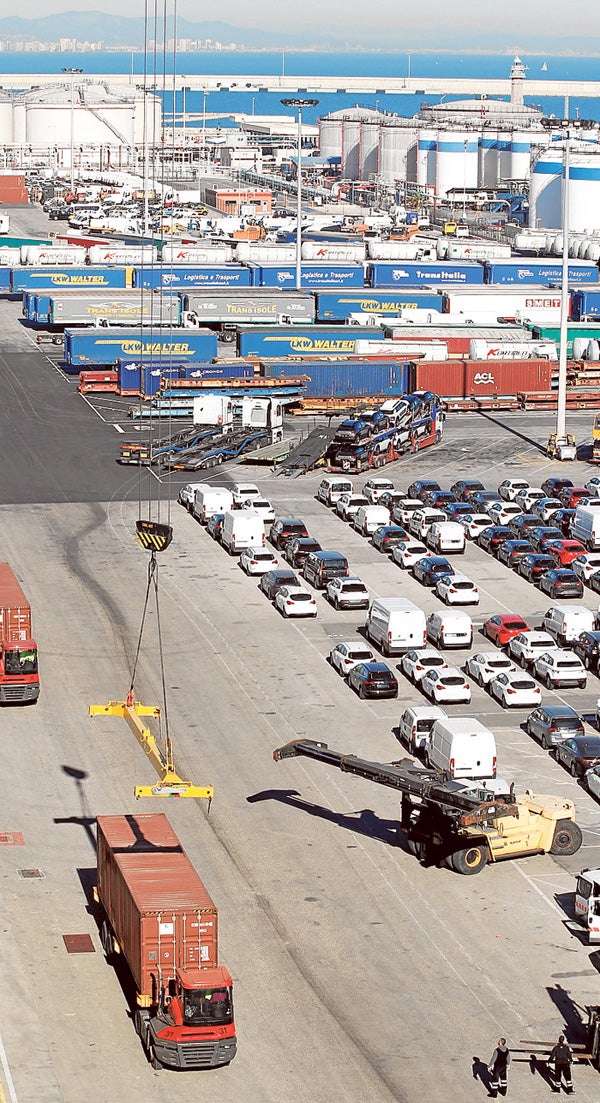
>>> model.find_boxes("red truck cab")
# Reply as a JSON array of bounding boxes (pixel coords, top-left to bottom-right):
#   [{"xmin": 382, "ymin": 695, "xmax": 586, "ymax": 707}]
[{"xmin": 0, "ymin": 564, "xmax": 39, "ymax": 704}]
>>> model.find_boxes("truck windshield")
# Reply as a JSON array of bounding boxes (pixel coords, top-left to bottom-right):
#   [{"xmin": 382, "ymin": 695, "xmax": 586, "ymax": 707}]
[
  {"xmin": 4, "ymin": 648, "xmax": 38, "ymax": 675},
  {"xmin": 182, "ymin": 987, "xmax": 233, "ymax": 1027}
]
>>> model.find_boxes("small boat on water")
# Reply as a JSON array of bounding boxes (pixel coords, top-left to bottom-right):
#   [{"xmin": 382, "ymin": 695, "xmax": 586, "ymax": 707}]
[{"xmin": 541, "ymin": 61, "xmax": 548, "ymax": 71}]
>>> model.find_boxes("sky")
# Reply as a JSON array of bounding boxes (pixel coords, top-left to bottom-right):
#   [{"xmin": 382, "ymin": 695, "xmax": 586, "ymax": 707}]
[{"xmin": 3, "ymin": 0, "xmax": 600, "ymax": 41}]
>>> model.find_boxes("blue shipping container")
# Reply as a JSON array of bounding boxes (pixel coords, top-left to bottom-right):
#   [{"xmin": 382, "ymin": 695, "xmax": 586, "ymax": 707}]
[
  {"xmin": 265, "ymin": 359, "xmax": 409, "ymax": 398},
  {"xmin": 0, "ymin": 267, "xmax": 11, "ymax": 291},
  {"xmin": 64, "ymin": 328, "xmax": 218, "ymax": 371},
  {"xmin": 133, "ymin": 265, "xmax": 252, "ymax": 289},
  {"xmin": 315, "ymin": 289, "xmax": 442, "ymax": 320},
  {"xmin": 571, "ymin": 289, "xmax": 600, "ymax": 319},
  {"xmin": 249, "ymin": 263, "xmax": 365, "ymax": 289},
  {"xmin": 237, "ymin": 325, "xmax": 385, "ymax": 359},
  {"xmin": 10, "ymin": 266, "xmax": 131, "ymax": 292},
  {"xmin": 368, "ymin": 262, "xmax": 485, "ymax": 288},
  {"xmin": 485, "ymin": 260, "xmax": 599, "ymax": 285},
  {"xmin": 118, "ymin": 361, "xmax": 189, "ymax": 393},
  {"xmin": 182, "ymin": 363, "xmax": 256, "ymax": 380}
]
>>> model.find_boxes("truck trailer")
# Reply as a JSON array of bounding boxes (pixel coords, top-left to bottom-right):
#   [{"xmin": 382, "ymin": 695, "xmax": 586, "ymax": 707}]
[
  {"xmin": 95, "ymin": 813, "xmax": 236, "ymax": 1070},
  {"xmin": 0, "ymin": 563, "xmax": 39, "ymax": 704},
  {"xmin": 47, "ymin": 290, "xmax": 181, "ymax": 327},
  {"xmin": 63, "ymin": 327, "xmax": 218, "ymax": 370},
  {"xmin": 182, "ymin": 289, "xmax": 315, "ymax": 339}
]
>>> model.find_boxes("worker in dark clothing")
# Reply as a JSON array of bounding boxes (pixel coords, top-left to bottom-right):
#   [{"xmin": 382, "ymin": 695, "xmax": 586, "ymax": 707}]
[
  {"xmin": 549, "ymin": 1035, "xmax": 574, "ymax": 1093},
  {"xmin": 488, "ymin": 1038, "xmax": 511, "ymax": 1095}
]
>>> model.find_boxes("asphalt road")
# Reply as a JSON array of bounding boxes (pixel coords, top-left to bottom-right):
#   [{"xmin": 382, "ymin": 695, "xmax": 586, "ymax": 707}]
[{"xmin": 2, "ymin": 205, "xmax": 600, "ymax": 1103}]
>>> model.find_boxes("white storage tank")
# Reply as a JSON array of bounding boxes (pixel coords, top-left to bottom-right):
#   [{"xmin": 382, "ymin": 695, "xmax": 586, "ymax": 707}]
[
  {"xmin": 416, "ymin": 127, "xmax": 437, "ymax": 188},
  {"xmin": 0, "ymin": 94, "xmax": 13, "ymax": 144},
  {"xmin": 496, "ymin": 130, "xmax": 512, "ymax": 182},
  {"xmin": 360, "ymin": 120, "xmax": 381, "ymax": 178},
  {"xmin": 478, "ymin": 131, "xmax": 497, "ymax": 188},
  {"xmin": 379, "ymin": 122, "xmax": 415, "ymax": 182},
  {"xmin": 568, "ymin": 151, "xmax": 600, "ymax": 233},
  {"xmin": 341, "ymin": 110, "xmax": 369, "ymax": 179},
  {"xmin": 530, "ymin": 150, "xmax": 563, "ymax": 230},
  {"xmin": 318, "ymin": 114, "xmax": 344, "ymax": 161},
  {"xmin": 509, "ymin": 129, "xmax": 540, "ymax": 181},
  {"xmin": 436, "ymin": 130, "xmax": 478, "ymax": 199}
]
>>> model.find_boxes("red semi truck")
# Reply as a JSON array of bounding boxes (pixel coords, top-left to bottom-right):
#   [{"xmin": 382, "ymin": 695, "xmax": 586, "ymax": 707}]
[
  {"xmin": 95, "ymin": 813, "xmax": 236, "ymax": 1070},
  {"xmin": 0, "ymin": 563, "xmax": 39, "ymax": 704}
]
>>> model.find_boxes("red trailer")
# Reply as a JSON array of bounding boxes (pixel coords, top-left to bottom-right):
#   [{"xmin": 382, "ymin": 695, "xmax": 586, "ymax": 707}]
[
  {"xmin": 0, "ymin": 563, "xmax": 39, "ymax": 704},
  {"xmin": 409, "ymin": 358, "xmax": 554, "ymax": 398},
  {"xmin": 95, "ymin": 814, "xmax": 236, "ymax": 1070}
]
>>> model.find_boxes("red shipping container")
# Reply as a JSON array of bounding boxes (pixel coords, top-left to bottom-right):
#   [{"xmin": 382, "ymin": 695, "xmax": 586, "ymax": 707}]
[
  {"xmin": 0, "ymin": 563, "xmax": 33, "ymax": 643},
  {"xmin": 411, "ymin": 359, "xmax": 553, "ymax": 397},
  {"xmin": 97, "ymin": 814, "xmax": 219, "ymax": 1000}
]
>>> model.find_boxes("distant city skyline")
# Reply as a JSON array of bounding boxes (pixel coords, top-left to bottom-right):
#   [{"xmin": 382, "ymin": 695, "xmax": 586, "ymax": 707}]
[{"xmin": 0, "ymin": 2, "xmax": 598, "ymax": 48}]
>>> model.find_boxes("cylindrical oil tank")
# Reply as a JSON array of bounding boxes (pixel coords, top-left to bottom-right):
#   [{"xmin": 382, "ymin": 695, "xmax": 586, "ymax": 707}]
[
  {"xmin": 530, "ymin": 149, "xmax": 562, "ymax": 230},
  {"xmin": 509, "ymin": 129, "xmax": 535, "ymax": 181},
  {"xmin": 567, "ymin": 151, "xmax": 600, "ymax": 233},
  {"xmin": 478, "ymin": 130, "xmax": 497, "ymax": 188},
  {"xmin": 341, "ymin": 113, "xmax": 365, "ymax": 179},
  {"xmin": 319, "ymin": 115, "xmax": 344, "ymax": 161},
  {"xmin": 496, "ymin": 130, "xmax": 512, "ymax": 182},
  {"xmin": 379, "ymin": 122, "xmax": 415, "ymax": 182},
  {"xmin": 435, "ymin": 130, "xmax": 478, "ymax": 199},
  {"xmin": 12, "ymin": 99, "xmax": 26, "ymax": 145},
  {"xmin": 0, "ymin": 94, "xmax": 13, "ymax": 144},
  {"xmin": 360, "ymin": 121, "xmax": 381, "ymax": 178},
  {"xmin": 416, "ymin": 127, "xmax": 437, "ymax": 188}
]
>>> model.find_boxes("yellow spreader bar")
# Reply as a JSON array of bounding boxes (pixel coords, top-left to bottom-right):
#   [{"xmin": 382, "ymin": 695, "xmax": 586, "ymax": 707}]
[{"xmin": 89, "ymin": 699, "xmax": 213, "ymax": 802}]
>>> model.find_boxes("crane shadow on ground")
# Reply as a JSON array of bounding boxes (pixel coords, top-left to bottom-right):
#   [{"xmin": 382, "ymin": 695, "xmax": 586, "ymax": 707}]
[
  {"xmin": 476, "ymin": 411, "xmax": 549, "ymax": 454},
  {"xmin": 247, "ymin": 788, "xmax": 408, "ymax": 851}
]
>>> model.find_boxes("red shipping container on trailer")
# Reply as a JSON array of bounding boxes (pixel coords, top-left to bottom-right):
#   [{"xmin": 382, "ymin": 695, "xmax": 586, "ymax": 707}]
[{"xmin": 410, "ymin": 359, "xmax": 554, "ymax": 397}]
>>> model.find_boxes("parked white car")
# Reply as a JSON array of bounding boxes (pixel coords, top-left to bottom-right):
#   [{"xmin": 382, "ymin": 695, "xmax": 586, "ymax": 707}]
[
  {"xmin": 400, "ymin": 648, "xmax": 449, "ymax": 685},
  {"xmin": 241, "ymin": 498, "xmax": 275, "ymax": 524},
  {"xmin": 498, "ymin": 478, "xmax": 531, "ymax": 502},
  {"xmin": 391, "ymin": 539, "xmax": 431, "ymax": 569},
  {"xmin": 362, "ymin": 477, "xmax": 395, "ymax": 503},
  {"xmin": 532, "ymin": 498, "xmax": 562, "ymax": 523},
  {"xmin": 435, "ymin": 573, "xmax": 479, "ymax": 606},
  {"xmin": 460, "ymin": 513, "xmax": 493, "ymax": 540},
  {"xmin": 572, "ymin": 553, "xmax": 600, "ymax": 583},
  {"xmin": 507, "ymin": 630, "xmax": 556, "ymax": 667},
  {"xmin": 391, "ymin": 498, "xmax": 423, "ymax": 526},
  {"xmin": 487, "ymin": 502, "xmax": 523, "ymax": 526},
  {"xmin": 489, "ymin": 670, "xmax": 542, "ymax": 708},
  {"xmin": 465, "ymin": 652, "xmax": 516, "ymax": 687},
  {"xmin": 329, "ymin": 641, "xmax": 375, "ymax": 676},
  {"xmin": 585, "ymin": 476, "xmax": 600, "ymax": 495},
  {"xmin": 326, "ymin": 576, "xmax": 370, "ymax": 610},
  {"xmin": 533, "ymin": 649, "xmax": 587, "ymax": 689},
  {"xmin": 514, "ymin": 486, "xmax": 545, "ymax": 512},
  {"xmin": 421, "ymin": 667, "xmax": 472, "ymax": 704},
  {"xmin": 336, "ymin": 493, "xmax": 368, "ymax": 521},
  {"xmin": 239, "ymin": 548, "xmax": 278, "ymax": 576},
  {"xmin": 398, "ymin": 705, "xmax": 447, "ymax": 754},
  {"xmin": 274, "ymin": 586, "xmax": 318, "ymax": 618}
]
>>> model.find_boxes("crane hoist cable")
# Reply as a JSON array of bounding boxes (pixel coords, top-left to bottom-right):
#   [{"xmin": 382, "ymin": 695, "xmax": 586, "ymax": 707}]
[{"xmin": 90, "ymin": 7, "xmax": 212, "ymax": 804}]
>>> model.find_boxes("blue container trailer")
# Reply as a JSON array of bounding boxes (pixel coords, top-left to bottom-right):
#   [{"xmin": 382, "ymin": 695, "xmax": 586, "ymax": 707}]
[
  {"xmin": 264, "ymin": 359, "xmax": 410, "ymax": 399},
  {"xmin": 236, "ymin": 325, "xmax": 385, "ymax": 358},
  {"xmin": 64, "ymin": 328, "xmax": 218, "ymax": 372},
  {"xmin": 248, "ymin": 263, "xmax": 365, "ymax": 289},
  {"xmin": 485, "ymin": 260, "xmax": 599, "ymax": 285},
  {"xmin": 368, "ymin": 262, "xmax": 485, "ymax": 288},
  {"xmin": 571, "ymin": 288, "xmax": 600, "ymax": 320},
  {"xmin": 315, "ymin": 289, "xmax": 443, "ymax": 321},
  {"xmin": 11, "ymin": 266, "xmax": 133, "ymax": 292},
  {"xmin": 133, "ymin": 264, "xmax": 252, "ymax": 289},
  {"xmin": 0, "ymin": 268, "xmax": 11, "ymax": 291}
]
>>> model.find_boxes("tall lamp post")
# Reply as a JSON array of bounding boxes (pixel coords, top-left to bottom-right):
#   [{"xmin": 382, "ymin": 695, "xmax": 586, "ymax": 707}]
[
  {"xmin": 61, "ymin": 67, "xmax": 83, "ymax": 192},
  {"xmin": 540, "ymin": 116, "xmax": 595, "ymax": 453},
  {"xmin": 281, "ymin": 97, "xmax": 319, "ymax": 290}
]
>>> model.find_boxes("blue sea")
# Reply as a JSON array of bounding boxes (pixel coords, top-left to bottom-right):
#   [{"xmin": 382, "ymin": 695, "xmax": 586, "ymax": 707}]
[{"xmin": 2, "ymin": 50, "xmax": 600, "ymax": 127}]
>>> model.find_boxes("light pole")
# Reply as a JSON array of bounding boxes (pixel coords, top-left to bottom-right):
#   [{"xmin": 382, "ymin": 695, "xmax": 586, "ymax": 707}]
[
  {"xmin": 62, "ymin": 67, "xmax": 83, "ymax": 192},
  {"xmin": 182, "ymin": 77, "xmax": 186, "ymax": 161},
  {"xmin": 281, "ymin": 97, "xmax": 319, "ymax": 290},
  {"xmin": 540, "ymin": 116, "xmax": 595, "ymax": 450}
]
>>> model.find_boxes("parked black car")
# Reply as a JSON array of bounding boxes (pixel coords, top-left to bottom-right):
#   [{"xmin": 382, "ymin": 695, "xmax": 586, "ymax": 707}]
[
  {"xmin": 529, "ymin": 526, "xmax": 563, "ymax": 551},
  {"xmin": 552, "ymin": 508, "xmax": 576, "ymax": 536},
  {"xmin": 477, "ymin": 525, "xmax": 513, "ymax": 554},
  {"xmin": 413, "ymin": 556, "xmax": 454, "ymax": 586},
  {"xmin": 259, "ymin": 569, "xmax": 300, "ymax": 600},
  {"xmin": 510, "ymin": 514, "xmax": 541, "ymax": 535},
  {"xmin": 555, "ymin": 735, "xmax": 600, "ymax": 777},
  {"xmin": 541, "ymin": 476, "xmax": 574, "ymax": 497},
  {"xmin": 407, "ymin": 479, "xmax": 441, "ymax": 501},
  {"xmin": 572, "ymin": 631, "xmax": 600, "ymax": 671},
  {"xmin": 347, "ymin": 661, "xmax": 398, "ymax": 699},
  {"xmin": 285, "ymin": 537, "xmax": 322, "ymax": 570},
  {"xmin": 497, "ymin": 539, "xmax": 535, "ymax": 568},
  {"xmin": 518, "ymin": 553, "xmax": 556, "ymax": 583},
  {"xmin": 269, "ymin": 518, "xmax": 309, "ymax": 550},
  {"xmin": 450, "ymin": 479, "xmax": 484, "ymax": 500}
]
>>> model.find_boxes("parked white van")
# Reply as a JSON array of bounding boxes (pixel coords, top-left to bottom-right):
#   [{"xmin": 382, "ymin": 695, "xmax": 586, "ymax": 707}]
[
  {"xmin": 178, "ymin": 482, "xmax": 209, "ymax": 511},
  {"xmin": 541, "ymin": 604, "xmax": 595, "ymax": 646},
  {"xmin": 426, "ymin": 521, "xmax": 466, "ymax": 555},
  {"xmin": 221, "ymin": 509, "xmax": 265, "ymax": 555},
  {"xmin": 365, "ymin": 597, "xmax": 427, "ymax": 655},
  {"xmin": 193, "ymin": 486, "xmax": 234, "ymax": 523},
  {"xmin": 427, "ymin": 609, "xmax": 473, "ymax": 649},
  {"xmin": 353, "ymin": 504, "xmax": 390, "ymax": 536},
  {"xmin": 409, "ymin": 508, "xmax": 446, "ymax": 540},
  {"xmin": 426, "ymin": 717, "xmax": 497, "ymax": 779},
  {"xmin": 570, "ymin": 505, "xmax": 600, "ymax": 550},
  {"xmin": 316, "ymin": 475, "xmax": 354, "ymax": 506}
]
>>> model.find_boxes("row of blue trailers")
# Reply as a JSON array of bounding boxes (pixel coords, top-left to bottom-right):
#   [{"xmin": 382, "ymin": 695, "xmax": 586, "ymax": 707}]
[{"xmin": 5, "ymin": 258, "xmax": 600, "ymax": 294}]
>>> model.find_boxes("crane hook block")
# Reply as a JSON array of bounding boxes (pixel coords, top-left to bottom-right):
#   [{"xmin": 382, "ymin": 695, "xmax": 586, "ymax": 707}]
[{"xmin": 136, "ymin": 519, "xmax": 173, "ymax": 553}]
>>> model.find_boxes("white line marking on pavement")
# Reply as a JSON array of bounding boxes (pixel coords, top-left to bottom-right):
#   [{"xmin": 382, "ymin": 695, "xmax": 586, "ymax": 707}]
[{"xmin": 0, "ymin": 1026, "xmax": 19, "ymax": 1103}]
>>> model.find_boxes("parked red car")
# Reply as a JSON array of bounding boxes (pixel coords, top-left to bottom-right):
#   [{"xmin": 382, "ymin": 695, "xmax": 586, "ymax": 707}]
[
  {"xmin": 483, "ymin": 613, "xmax": 530, "ymax": 646},
  {"xmin": 559, "ymin": 487, "xmax": 590, "ymax": 508},
  {"xmin": 546, "ymin": 538, "xmax": 587, "ymax": 567}
]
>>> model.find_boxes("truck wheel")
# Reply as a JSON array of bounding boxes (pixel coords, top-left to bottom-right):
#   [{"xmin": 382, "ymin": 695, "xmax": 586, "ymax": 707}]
[
  {"xmin": 148, "ymin": 1043, "xmax": 163, "ymax": 1070},
  {"xmin": 100, "ymin": 920, "xmax": 114, "ymax": 960},
  {"xmin": 550, "ymin": 819, "xmax": 583, "ymax": 856},
  {"xmin": 452, "ymin": 843, "xmax": 488, "ymax": 875}
]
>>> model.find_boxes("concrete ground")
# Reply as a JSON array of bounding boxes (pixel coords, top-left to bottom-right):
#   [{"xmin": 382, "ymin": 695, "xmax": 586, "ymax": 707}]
[{"xmin": 1, "ymin": 205, "xmax": 600, "ymax": 1103}]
